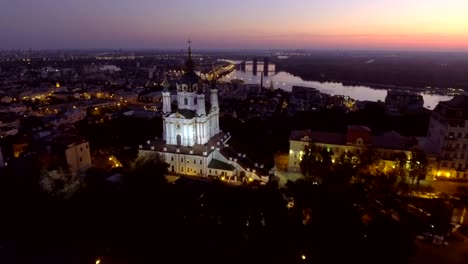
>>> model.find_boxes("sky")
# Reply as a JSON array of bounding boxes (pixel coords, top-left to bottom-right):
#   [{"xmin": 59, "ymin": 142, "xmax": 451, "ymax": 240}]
[{"xmin": 1, "ymin": 0, "xmax": 468, "ymax": 51}]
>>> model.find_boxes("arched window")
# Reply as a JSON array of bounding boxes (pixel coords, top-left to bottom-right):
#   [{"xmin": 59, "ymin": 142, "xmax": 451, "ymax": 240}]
[
  {"xmin": 194, "ymin": 98, "xmax": 197, "ymax": 105},
  {"xmin": 184, "ymin": 98, "xmax": 188, "ymax": 105}
]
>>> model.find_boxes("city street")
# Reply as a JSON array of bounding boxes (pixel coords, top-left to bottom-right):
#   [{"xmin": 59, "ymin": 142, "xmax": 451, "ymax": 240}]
[{"xmin": 411, "ymin": 237, "xmax": 468, "ymax": 264}]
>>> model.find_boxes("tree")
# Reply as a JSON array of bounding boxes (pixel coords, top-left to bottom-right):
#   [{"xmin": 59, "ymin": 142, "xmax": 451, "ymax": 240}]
[
  {"xmin": 39, "ymin": 168, "xmax": 83, "ymax": 199},
  {"xmin": 409, "ymin": 150, "xmax": 428, "ymax": 185},
  {"xmin": 299, "ymin": 144, "xmax": 333, "ymax": 181},
  {"xmin": 124, "ymin": 152, "xmax": 168, "ymax": 193}
]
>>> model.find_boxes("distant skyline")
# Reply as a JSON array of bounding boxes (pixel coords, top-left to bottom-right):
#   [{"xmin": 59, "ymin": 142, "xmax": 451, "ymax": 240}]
[{"xmin": 1, "ymin": 0, "xmax": 468, "ymax": 51}]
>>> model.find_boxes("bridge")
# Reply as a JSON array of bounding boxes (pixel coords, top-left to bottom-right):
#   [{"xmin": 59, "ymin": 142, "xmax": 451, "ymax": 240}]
[{"xmin": 205, "ymin": 63, "xmax": 236, "ymax": 80}]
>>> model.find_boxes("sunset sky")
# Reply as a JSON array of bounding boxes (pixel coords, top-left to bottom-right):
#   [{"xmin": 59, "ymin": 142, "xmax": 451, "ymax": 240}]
[{"xmin": 1, "ymin": 0, "xmax": 468, "ymax": 50}]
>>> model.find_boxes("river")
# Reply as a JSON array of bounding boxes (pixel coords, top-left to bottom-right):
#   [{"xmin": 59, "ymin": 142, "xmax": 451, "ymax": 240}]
[{"xmin": 220, "ymin": 69, "xmax": 454, "ymax": 110}]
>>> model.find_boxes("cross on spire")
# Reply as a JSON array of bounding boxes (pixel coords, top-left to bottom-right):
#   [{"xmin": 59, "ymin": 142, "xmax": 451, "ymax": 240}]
[{"xmin": 185, "ymin": 39, "xmax": 195, "ymax": 71}]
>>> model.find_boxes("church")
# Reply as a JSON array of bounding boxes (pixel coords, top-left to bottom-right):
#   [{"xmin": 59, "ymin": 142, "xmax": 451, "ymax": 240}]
[
  {"xmin": 160, "ymin": 42, "xmax": 220, "ymax": 147},
  {"xmin": 139, "ymin": 43, "xmax": 269, "ymax": 184}
]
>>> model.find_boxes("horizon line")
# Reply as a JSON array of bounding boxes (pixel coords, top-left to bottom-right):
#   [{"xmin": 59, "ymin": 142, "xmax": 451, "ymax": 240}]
[{"xmin": 2, "ymin": 47, "xmax": 468, "ymax": 54}]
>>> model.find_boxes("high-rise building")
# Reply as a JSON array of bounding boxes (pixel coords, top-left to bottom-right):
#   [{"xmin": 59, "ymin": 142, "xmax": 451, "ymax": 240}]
[
  {"xmin": 263, "ymin": 57, "xmax": 269, "ymax": 76},
  {"xmin": 426, "ymin": 95, "xmax": 468, "ymax": 179}
]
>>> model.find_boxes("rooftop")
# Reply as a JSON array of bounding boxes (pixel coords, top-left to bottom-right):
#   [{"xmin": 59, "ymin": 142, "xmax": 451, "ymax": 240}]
[
  {"xmin": 140, "ymin": 132, "xmax": 230, "ymax": 156},
  {"xmin": 290, "ymin": 129, "xmax": 417, "ymax": 151},
  {"xmin": 208, "ymin": 159, "xmax": 235, "ymax": 171},
  {"xmin": 439, "ymin": 95, "xmax": 468, "ymax": 109}
]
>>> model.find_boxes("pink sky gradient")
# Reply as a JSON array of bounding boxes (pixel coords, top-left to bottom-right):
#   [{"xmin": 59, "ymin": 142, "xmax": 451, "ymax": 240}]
[{"xmin": 1, "ymin": 0, "xmax": 468, "ymax": 50}]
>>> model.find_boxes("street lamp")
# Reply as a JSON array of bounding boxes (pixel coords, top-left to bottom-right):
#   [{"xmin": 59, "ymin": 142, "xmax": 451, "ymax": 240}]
[{"xmin": 301, "ymin": 254, "xmax": 306, "ymax": 260}]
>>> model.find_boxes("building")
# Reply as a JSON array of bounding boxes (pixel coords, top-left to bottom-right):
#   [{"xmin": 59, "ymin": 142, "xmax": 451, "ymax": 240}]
[
  {"xmin": 289, "ymin": 86, "xmax": 321, "ymax": 112},
  {"xmin": 425, "ymin": 95, "xmax": 468, "ymax": 180},
  {"xmin": 139, "ymin": 43, "xmax": 269, "ymax": 184},
  {"xmin": 161, "ymin": 43, "xmax": 220, "ymax": 147},
  {"xmin": 40, "ymin": 134, "xmax": 92, "ymax": 175},
  {"xmin": 288, "ymin": 126, "xmax": 419, "ymax": 173},
  {"xmin": 0, "ymin": 146, "xmax": 4, "ymax": 167},
  {"xmin": 385, "ymin": 90, "xmax": 424, "ymax": 115}
]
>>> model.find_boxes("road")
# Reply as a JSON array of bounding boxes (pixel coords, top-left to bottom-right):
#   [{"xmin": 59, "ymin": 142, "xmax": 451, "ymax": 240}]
[{"xmin": 411, "ymin": 238, "xmax": 468, "ymax": 264}]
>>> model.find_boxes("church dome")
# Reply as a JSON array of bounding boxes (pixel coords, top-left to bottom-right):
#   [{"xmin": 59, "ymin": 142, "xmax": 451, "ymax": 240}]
[
  {"xmin": 180, "ymin": 70, "xmax": 200, "ymax": 86},
  {"xmin": 178, "ymin": 40, "xmax": 200, "ymax": 92}
]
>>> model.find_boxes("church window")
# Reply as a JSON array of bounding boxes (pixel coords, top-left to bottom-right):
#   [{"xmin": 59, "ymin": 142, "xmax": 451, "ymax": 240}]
[
  {"xmin": 181, "ymin": 167, "xmax": 184, "ymax": 172},
  {"xmin": 193, "ymin": 159, "xmax": 196, "ymax": 164},
  {"xmin": 184, "ymin": 98, "xmax": 188, "ymax": 105},
  {"xmin": 171, "ymin": 156, "xmax": 174, "ymax": 161},
  {"xmin": 187, "ymin": 159, "xmax": 190, "ymax": 163},
  {"xmin": 181, "ymin": 157, "xmax": 184, "ymax": 162},
  {"xmin": 200, "ymin": 160, "xmax": 202, "ymax": 165},
  {"xmin": 209, "ymin": 169, "xmax": 212, "ymax": 174},
  {"xmin": 194, "ymin": 98, "xmax": 197, "ymax": 105}
]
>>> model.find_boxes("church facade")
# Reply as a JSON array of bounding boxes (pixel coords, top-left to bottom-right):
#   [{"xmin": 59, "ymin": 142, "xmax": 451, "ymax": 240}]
[{"xmin": 139, "ymin": 43, "xmax": 269, "ymax": 184}]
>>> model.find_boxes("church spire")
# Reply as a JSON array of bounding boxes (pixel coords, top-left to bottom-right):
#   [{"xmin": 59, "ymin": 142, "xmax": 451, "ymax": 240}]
[
  {"xmin": 185, "ymin": 39, "xmax": 195, "ymax": 71},
  {"xmin": 161, "ymin": 72, "xmax": 170, "ymax": 92}
]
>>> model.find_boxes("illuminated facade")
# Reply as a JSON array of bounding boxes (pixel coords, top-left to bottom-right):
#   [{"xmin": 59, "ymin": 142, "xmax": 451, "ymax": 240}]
[
  {"xmin": 139, "ymin": 43, "xmax": 268, "ymax": 184},
  {"xmin": 161, "ymin": 43, "xmax": 220, "ymax": 147},
  {"xmin": 426, "ymin": 95, "xmax": 468, "ymax": 179},
  {"xmin": 288, "ymin": 127, "xmax": 416, "ymax": 173}
]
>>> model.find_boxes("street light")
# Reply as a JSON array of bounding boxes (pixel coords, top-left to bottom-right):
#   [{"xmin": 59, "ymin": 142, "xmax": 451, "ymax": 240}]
[
  {"xmin": 95, "ymin": 259, "xmax": 101, "ymax": 264},
  {"xmin": 301, "ymin": 254, "xmax": 306, "ymax": 260}
]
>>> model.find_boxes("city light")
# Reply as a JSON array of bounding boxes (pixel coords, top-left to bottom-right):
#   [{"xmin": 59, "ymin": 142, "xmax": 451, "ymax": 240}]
[{"xmin": 301, "ymin": 254, "xmax": 306, "ymax": 260}]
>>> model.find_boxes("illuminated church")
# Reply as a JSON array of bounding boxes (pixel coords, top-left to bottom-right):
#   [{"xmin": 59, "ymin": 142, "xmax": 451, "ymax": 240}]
[
  {"xmin": 139, "ymin": 43, "xmax": 269, "ymax": 184},
  {"xmin": 161, "ymin": 43, "xmax": 220, "ymax": 146}
]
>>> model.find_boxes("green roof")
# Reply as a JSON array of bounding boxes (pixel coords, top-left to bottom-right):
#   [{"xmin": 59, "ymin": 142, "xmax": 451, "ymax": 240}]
[
  {"xmin": 177, "ymin": 109, "xmax": 196, "ymax": 119},
  {"xmin": 208, "ymin": 159, "xmax": 235, "ymax": 171}
]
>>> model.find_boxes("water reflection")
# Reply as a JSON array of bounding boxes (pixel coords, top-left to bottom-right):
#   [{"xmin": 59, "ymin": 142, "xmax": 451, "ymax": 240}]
[{"xmin": 221, "ymin": 70, "xmax": 453, "ymax": 109}]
